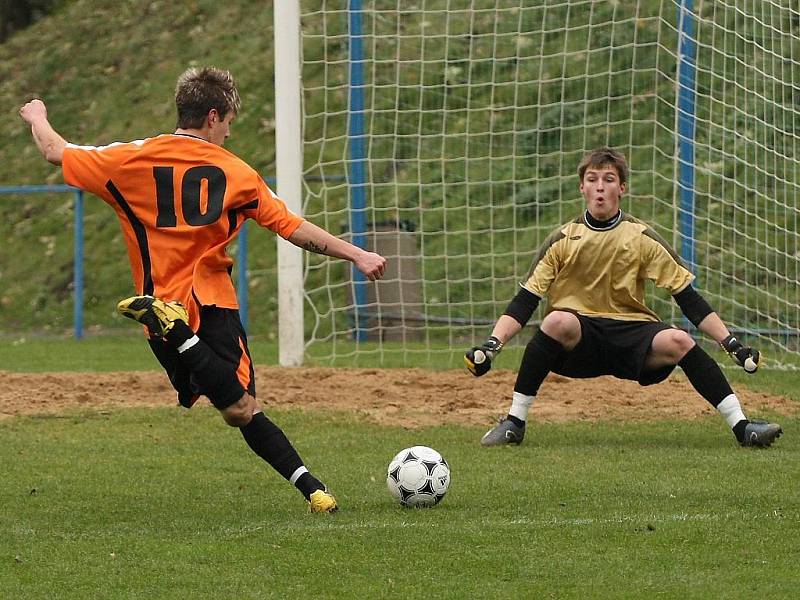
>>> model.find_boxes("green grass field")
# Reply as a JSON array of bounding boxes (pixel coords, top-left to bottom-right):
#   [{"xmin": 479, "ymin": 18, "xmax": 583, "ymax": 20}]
[
  {"xmin": 3, "ymin": 408, "xmax": 798, "ymax": 599},
  {"xmin": 2, "ymin": 340, "xmax": 799, "ymax": 599}
]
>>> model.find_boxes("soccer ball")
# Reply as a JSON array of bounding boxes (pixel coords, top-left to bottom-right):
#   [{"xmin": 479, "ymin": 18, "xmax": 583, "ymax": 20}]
[{"xmin": 386, "ymin": 445, "xmax": 451, "ymax": 508}]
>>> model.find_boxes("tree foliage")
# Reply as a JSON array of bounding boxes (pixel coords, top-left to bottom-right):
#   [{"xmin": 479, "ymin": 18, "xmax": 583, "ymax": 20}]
[{"xmin": 0, "ymin": 0, "xmax": 62, "ymax": 43}]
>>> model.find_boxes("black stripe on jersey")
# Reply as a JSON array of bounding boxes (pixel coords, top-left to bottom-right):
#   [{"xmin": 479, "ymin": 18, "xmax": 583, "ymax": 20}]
[
  {"xmin": 640, "ymin": 226, "xmax": 687, "ymax": 267},
  {"xmin": 524, "ymin": 228, "xmax": 566, "ymax": 281},
  {"xmin": 227, "ymin": 199, "xmax": 259, "ymax": 237},
  {"xmin": 621, "ymin": 213, "xmax": 687, "ymax": 267},
  {"xmin": 226, "ymin": 208, "xmax": 237, "ymax": 238},
  {"xmin": 106, "ymin": 180, "xmax": 154, "ymax": 295}
]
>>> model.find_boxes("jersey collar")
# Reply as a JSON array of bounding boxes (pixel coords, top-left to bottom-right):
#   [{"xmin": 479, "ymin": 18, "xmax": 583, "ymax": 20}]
[
  {"xmin": 172, "ymin": 132, "xmax": 207, "ymax": 141},
  {"xmin": 583, "ymin": 209, "xmax": 623, "ymax": 231}
]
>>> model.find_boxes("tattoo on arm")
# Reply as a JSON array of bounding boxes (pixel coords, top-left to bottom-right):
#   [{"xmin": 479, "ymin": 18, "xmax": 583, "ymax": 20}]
[{"xmin": 302, "ymin": 241, "xmax": 328, "ymax": 254}]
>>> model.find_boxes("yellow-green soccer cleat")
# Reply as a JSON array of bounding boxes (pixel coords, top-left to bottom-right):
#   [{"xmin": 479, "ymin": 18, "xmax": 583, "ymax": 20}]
[
  {"xmin": 308, "ymin": 489, "xmax": 339, "ymax": 513},
  {"xmin": 117, "ymin": 295, "xmax": 189, "ymax": 338}
]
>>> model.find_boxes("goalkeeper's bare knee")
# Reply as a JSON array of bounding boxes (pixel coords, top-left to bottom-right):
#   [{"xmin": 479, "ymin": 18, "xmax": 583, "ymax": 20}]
[
  {"xmin": 647, "ymin": 329, "xmax": 695, "ymax": 368},
  {"xmin": 539, "ymin": 311, "xmax": 581, "ymax": 349}
]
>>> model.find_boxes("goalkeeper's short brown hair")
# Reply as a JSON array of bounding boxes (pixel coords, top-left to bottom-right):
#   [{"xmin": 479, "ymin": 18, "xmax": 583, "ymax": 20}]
[
  {"xmin": 577, "ymin": 146, "xmax": 629, "ymax": 186},
  {"xmin": 175, "ymin": 66, "xmax": 241, "ymax": 129}
]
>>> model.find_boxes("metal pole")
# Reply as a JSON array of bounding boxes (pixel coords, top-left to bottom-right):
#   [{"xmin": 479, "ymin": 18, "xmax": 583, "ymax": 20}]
[
  {"xmin": 73, "ymin": 190, "xmax": 84, "ymax": 339},
  {"xmin": 677, "ymin": 0, "xmax": 697, "ymax": 274},
  {"xmin": 274, "ymin": 1, "xmax": 305, "ymax": 366},
  {"xmin": 349, "ymin": 0, "xmax": 369, "ymax": 341}
]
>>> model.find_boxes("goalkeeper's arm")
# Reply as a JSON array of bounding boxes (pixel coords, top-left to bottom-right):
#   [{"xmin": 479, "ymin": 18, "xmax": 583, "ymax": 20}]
[
  {"xmin": 464, "ymin": 287, "xmax": 541, "ymax": 377},
  {"xmin": 672, "ymin": 285, "xmax": 760, "ymax": 373}
]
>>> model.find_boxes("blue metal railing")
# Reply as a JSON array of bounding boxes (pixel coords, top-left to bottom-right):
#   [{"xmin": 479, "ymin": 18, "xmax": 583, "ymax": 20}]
[
  {"xmin": 0, "ymin": 185, "xmax": 85, "ymax": 338},
  {"xmin": 0, "ymin": 184, "xmax": 248, "ymax": 339}
]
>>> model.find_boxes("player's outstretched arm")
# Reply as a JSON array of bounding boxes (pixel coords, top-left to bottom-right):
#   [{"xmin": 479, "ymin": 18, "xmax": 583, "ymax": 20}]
[
  {"xmin": 697, "ymin": 313, "xmax": 761, "ymax": 373},
  {"xmin": 287, "ymin": 220, "xmax": 387, "ymax": 281},
  {"xmin": 698, "ymin": 313, "xmax": 761, "ymax": 373},
  {"xmin": 672, "ymin": 285, "xmax": 760, "ymax": 373},
  {"xmin": 465, "ymin": 287, "xmax": 541, "ymax": 377},
  {"xmin": 19, "ymin": 99, "xmax": 67, "ymax": 165}
]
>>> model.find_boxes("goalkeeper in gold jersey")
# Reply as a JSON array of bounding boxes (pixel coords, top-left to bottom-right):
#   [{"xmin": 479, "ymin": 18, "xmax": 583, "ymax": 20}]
[{"xmin": 465, "ymin": 147, "xmax": 782, "ymax": 448}]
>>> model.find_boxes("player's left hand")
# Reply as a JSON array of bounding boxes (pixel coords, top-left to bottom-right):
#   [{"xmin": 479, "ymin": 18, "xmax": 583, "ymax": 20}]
[
  {"xmin": 464, "ymin": 336, "xmax": 503, "ymax": 377},
  {"xmin": 721, "ymin": 335, "xmax": 760, "ymax": 373}
]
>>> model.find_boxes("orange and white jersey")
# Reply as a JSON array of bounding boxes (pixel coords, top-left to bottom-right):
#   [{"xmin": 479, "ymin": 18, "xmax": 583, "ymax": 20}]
[{"xmin": 62, "ymin": 134, "xmax": 304, "ymax": 328}]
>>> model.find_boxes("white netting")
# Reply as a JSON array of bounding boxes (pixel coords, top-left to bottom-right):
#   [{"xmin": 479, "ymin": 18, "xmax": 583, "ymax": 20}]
[{"xmin": 294, "ymin": 0, "xmax": 800, "ymax": 367}]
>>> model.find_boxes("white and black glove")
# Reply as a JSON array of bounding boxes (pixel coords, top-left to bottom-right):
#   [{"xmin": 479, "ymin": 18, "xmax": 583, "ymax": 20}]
[
  {"xmin": 720, "ymin": 335, "xmax": 760, "ymax": 373},
  {"xmin": 464, "ymin": 336, "xmax": 503, "ymax": 377}
]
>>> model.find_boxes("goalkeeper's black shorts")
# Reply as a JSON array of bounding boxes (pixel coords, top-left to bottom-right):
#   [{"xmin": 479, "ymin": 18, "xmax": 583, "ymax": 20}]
[
  {"xmin": 148, "ymin": 305, "xmax": 255, "ymax": 408},
  {"xmin": 551, "ymin": 314, "xmax": 676, "ymax": 386}
]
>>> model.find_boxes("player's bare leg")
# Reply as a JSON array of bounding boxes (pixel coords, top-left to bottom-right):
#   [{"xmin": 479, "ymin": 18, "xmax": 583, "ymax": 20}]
[
  {"xmin": 540, "ymin": 311, "xmax": 582, "ymax": 350},
  {"xmin": 221, "ymin": 392, "xmax": 260, "ymax": 427},
  {"xmin": 644, "ymin": 329, "xmax": 781, "ymax": 447},
  {"xmin": 642, "ymin": 329, "xmax": 694, "ymax": 368},
  {"xmin": 482, "ymin": 311, "xmax": 580, "ymax": 447}
]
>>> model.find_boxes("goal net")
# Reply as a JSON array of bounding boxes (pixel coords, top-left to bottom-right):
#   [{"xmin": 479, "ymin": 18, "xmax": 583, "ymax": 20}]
[{"xmin": 289, "ymin": 0, "xmax": 800, "ymax": 368}]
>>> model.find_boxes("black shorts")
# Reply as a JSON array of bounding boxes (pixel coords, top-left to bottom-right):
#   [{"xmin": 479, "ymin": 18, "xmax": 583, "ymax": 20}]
[
  {"xmin": 148, "ymin": 306, "xmax": 256, "ymax": 409},
  {"xmin": 552, "ymin": 314, "xmax": 676, "ymax": 386}
]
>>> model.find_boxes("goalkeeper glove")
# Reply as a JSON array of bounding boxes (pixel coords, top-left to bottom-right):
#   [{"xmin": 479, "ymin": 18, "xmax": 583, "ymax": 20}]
[
  {"xmin": 464, "ymin": 336, "xmax": 503, "ymax": 377},
  {"xmin": 720, "ymin": 335, "xmax": 760, "ymax": 373}
]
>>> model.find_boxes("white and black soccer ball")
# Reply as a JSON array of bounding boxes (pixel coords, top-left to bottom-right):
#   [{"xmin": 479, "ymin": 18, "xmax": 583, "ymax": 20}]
[{"xmin": 386, "ymin": 445, "xmax": 451, "ymax": 508}]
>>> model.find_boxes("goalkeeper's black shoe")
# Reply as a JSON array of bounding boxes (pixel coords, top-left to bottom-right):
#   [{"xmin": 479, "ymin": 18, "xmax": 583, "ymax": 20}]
[
  {"xmin": 117, "ymin": 295, "xmax": 189, "ymax": 338},
  {"xmin": 740, "ymin": 420, "xmax": 783, "ymax": 448},
  {"xmin": 481, "ymin": 417, "xmax": 525, "ymax": 447}
]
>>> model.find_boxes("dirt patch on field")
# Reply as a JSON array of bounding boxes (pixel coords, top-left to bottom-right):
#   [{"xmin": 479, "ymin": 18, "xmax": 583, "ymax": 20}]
[{"xmin": 1, "ymin": 367, "xmax": 796, "ymax": 428}]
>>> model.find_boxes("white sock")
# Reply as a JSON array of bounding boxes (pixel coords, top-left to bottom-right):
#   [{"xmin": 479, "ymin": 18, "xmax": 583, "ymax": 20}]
[
  {"xmin": 508, "ymin": 391, "xmax": 534, "ymax": 422},
  {"xmin": 176, "ymin": 335, "xmax": 200, "ymax": 353},
  {"xmin": 716, "ymin": 394, "xmax": 747, "ymax": 429},
  {"xmin": 289, "ymin": 466, "xmax": 308, "ymax": 485}
]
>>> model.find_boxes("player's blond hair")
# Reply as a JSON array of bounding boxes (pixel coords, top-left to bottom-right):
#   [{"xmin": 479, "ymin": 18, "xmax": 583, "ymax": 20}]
[
  {"xmin": 577, "ymin": 147, "xmax": 629, "ymax": 186},
  {"xmin": 175, "ymin": 66, "xmax": 241, "ymax": 129}
]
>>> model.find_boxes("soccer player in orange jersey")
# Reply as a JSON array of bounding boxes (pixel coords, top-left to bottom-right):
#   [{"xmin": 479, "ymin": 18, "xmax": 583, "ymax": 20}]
[
  {"xmin": 20, "ymin": 66, "xmax": 387, "ymax": 513},
  {"xmin": 465, "ymin": 147, "xmax": 781, "ymax": 449}
]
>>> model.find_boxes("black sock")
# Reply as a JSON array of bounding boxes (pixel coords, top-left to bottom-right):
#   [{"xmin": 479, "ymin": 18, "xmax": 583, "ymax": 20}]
[
  {"xmin": 512, "ymin": 329, "xmax": 565, "ymax": 400},
  {"xmin": 507, "ymin": 415, "xmax": 526, "ymax": 428},
  {"xmin": 167, "ymin": 321, "xmax": 245, "ymax": 407},
  {"xmin": 732, "ymin": 419, "xmax": 749, "ymax": 443},
  {"xmin": 164, "ymin": 320, "xmax": 193, "ymax": 348},
  {"xmin": 295, "ymin": 472, "xmax": 325, "ymax": 500},
  {"xmin": 678, "ymin": 345, "xmax": 733, "ymax": 408},
  {"xmin": 240, "ymin": 412, "xmax": 322, "ymax": 500}
]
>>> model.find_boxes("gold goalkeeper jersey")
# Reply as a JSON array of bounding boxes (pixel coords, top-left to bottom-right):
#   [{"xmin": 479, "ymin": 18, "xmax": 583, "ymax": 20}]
[{"xmin": 522, "ymin": 211, "xmax": 694, "ymax": 322}]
